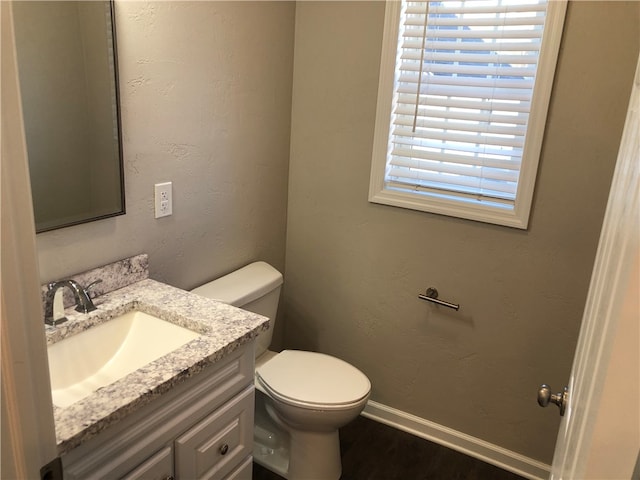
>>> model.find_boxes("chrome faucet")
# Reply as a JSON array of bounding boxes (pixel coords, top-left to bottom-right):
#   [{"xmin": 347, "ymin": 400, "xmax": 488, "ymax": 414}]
[{"xmin": 44, "ymin": 279, "xmax": 101, "ymax": 326}]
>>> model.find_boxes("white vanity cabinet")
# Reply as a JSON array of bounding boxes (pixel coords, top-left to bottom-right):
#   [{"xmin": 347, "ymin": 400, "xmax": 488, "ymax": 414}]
[
  {"xmin": 121, "ymin": 446, "xmax": 173, "ymax": 479},
  {"xmin": 61, "ymin": 344, "xmax": 255, "ymax": 480},
  {"xmin": 174, "ymin": 386, "xmax": 253, "ymax": 479}
]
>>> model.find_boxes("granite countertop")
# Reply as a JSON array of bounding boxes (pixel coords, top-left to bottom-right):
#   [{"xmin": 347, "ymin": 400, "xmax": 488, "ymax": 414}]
[{"xmin": 46, "ymin": 277, "xmax": 268, "ymax": 455}]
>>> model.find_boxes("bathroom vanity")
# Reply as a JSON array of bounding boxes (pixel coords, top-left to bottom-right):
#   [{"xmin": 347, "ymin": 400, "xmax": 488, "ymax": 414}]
[
  {"xmin": 44, "ymin": 255, "xmax": 268, "ymax": 480},
  {"xmin": 62, "ymin": 344, "xmax": 255, "ymax": 479}
]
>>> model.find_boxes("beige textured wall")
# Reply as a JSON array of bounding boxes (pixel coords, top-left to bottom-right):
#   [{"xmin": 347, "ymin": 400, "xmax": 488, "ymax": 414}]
[
  {"xmin": 284, "ymin": 1, "xmax": 639, "ymax": 463},
  {"xmin": 35, "ymin": 1, "xmax": 295, "ymax": 346}
]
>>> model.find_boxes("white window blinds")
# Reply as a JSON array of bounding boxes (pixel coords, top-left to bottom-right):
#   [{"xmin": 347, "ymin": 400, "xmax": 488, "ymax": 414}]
[{"xmin": 370, "ymin": 0, "xmax": 566, "ymax": 228}]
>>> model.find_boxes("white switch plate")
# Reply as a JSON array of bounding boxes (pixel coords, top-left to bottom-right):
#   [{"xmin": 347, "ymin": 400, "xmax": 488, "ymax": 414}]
[{"xmin": 154, "ymin": 182, "xmax": 172, "ymax": 218}]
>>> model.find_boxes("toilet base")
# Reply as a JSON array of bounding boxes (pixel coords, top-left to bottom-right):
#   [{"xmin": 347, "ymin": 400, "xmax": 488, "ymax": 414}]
[
  {"xmin": 253, "ymin": 424, "xmax": 289, "ymax": 477},
  {"xmin": 253, "ymin": 443, "xmax": 289, "ymax": 479},
  {"xmin": 253, "ymin": 426, "xmax": 342, "ymax": 480},
  {"xmin": 287, "ymin": 428, "xmax": 341, "ymax": 480},
  {"xmin": 262, "ymin": 399, "xmax": 342, "ymax": 480},
  {"xmin": 254, "ymin": 389, "xmax": 290, "ymax": 478},
  {"xmin": 254, "ymin": 389, "xmax": 343, "ymax": 480}
]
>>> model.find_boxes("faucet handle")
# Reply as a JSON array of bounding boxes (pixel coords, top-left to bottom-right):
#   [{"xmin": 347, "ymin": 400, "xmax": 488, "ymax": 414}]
[
  {"xmin": 85, "ymin": 279, "xmax": 103, "ymax": 295},
  {"xmin": 74, "ymin": 279, "xmax": 102, "ymax": 313}
]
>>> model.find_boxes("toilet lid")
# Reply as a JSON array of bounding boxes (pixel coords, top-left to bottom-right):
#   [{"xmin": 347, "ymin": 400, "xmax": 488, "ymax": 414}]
[{"xmin": 256, "ymin": 350, "xmax": 371, "ymax": 407}]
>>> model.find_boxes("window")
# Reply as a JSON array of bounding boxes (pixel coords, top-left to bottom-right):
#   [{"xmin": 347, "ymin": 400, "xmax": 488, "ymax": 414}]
[{"xmin": 369, "ymin": 0, "xmax": 567, "ymax": 228}]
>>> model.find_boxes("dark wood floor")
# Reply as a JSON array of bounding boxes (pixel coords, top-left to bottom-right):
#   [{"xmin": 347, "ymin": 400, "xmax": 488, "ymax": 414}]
[{"xmin": 253, "ymin": 415, "xmax": 525, "ymax": 480}]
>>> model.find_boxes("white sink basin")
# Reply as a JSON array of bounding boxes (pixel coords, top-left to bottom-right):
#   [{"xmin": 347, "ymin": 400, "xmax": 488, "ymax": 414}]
[{"xmin": 48, "ymin": 310, "xmax": 200, "ymax": 408}]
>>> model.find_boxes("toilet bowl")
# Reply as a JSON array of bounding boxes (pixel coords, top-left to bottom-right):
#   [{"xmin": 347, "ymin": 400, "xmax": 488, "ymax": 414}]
[
  {"xmin": 191, "ymin": 262, "xmax": 371, "ymax": 480},
  {"xmin": 257, "ymin": 349, "xmax": 370, "ymax": 479}
]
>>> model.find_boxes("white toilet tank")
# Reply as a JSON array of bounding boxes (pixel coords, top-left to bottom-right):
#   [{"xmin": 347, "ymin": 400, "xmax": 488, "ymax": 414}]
[{"xmin": 191, "ymin": 261, "xmax": 283, "ymax": 357}]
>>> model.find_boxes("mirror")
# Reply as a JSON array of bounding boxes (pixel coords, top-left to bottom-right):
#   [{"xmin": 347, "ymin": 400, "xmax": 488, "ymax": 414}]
[{"xmin": 13, "ymin": 1, "xmax": 125, "ymax": 233}]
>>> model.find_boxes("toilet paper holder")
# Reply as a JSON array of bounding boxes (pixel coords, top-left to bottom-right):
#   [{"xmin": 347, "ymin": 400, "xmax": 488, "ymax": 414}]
[{"xmin": 418, "ymin": 288, "xmax": 460, "ymax": 311}]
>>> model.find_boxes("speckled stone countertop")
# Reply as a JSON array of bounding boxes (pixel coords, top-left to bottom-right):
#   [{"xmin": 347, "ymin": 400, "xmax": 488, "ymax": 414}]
[{"xmin": 46, "ymin": 277, "xmax": 268, "ymax": 455}]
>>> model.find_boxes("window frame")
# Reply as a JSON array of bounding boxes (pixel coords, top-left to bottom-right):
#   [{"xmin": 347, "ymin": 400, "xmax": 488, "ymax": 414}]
[{"xmin": 369, "ymin": 0, "xmax": 567, "ymax": 229}]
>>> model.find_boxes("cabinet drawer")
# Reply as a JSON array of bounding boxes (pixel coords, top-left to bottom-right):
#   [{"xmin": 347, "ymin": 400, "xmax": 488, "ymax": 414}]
[
  {"xmin": 121, "ymin": 446, "xmax": 173, "ymax": 480},
  {"xmin": 175, "ymin": 386, "xmax": 254, "ymax": 480},
  {"xmin": 223, "ymin": 456, "xmax": 252, "ymax": 480}
]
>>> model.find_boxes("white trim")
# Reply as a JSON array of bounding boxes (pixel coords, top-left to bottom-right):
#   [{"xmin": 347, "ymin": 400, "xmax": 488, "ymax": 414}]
[
  {"xmin": 513, "ymin": 0, "xmax": 567, "ymax": 229},
  {"xmin": 369, "ymin": 0, "xmax": 401, "ymax": 208},
  {"xmin": 362, "ymin": 400, "xmax": 551, "ymax": 480}
]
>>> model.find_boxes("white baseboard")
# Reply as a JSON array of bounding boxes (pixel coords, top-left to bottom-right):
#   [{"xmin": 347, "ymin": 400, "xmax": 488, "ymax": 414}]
[{"xmin": 361, "ymin": 401, "xmax": 551, "ymax": 480}]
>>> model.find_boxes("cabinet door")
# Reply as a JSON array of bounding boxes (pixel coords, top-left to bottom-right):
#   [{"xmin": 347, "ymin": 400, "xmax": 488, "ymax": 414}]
[
  {"xmin": 175, "ymin": 386, "xmax": 254, "ymax": 480},
  {"xmin": 120, "ymin": 446, "xmax": 173, "ymax": 480}
]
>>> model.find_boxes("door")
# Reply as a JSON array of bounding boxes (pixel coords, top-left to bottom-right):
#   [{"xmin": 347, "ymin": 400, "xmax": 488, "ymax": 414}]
[
  {"xmin": 1, "ymin": 2, "xmax": 58, "ymax": 478},
  {"xmin": 546, "ymin": 53, "xmax": 640, "ymax": 479}
]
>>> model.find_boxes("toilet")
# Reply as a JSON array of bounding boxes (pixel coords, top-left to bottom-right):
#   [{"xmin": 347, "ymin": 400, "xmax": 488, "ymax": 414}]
[{"xmin": 191, "ymin": 261, "xmax": 371, "ymax": 480}]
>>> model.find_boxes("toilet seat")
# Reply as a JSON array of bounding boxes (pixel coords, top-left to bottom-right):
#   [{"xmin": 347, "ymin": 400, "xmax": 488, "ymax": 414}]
[{"xmin": 256, "ymin": 350, "xmax": 371, "ymax": 410}]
